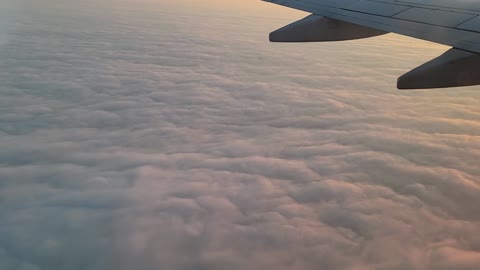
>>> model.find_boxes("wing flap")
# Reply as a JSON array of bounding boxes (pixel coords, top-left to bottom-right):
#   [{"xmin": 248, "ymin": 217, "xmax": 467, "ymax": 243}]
[
  {"xmin": 345, "ymin": 1, "xmax": 410, "ymax": 17},
  {"xmin": 458, "ymin": 16, "xmax": 480, "ymax": 32},
  {"xmin": 392, "ymin": 0, "xmax": 480, "ymax": 14},
  {"xmin": 393, "ymin": 8, "xmax": 476, "ymax": 28}
]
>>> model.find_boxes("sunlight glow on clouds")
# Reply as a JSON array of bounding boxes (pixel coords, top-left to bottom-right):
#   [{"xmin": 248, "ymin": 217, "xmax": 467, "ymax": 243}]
[{"xmin": 0, "ymin": 0, "xmax": 479, "ymax": 269}]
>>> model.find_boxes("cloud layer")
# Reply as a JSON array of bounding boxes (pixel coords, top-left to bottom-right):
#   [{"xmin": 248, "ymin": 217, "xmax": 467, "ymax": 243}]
[{"xmin": 1, "ymin": 0, "xmax": 480, "ymax": 269}]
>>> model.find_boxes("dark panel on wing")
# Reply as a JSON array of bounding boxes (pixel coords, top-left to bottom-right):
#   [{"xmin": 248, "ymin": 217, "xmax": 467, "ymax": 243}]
[{"xmin": 393, "ymin": 8, "xmax": 475, "ymax": 27}]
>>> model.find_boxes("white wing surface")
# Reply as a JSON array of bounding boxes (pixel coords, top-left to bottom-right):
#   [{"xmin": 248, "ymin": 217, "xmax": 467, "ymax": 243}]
[{"xmin": 264, "ymin": 0, "xmax": 480, "ymax": 89}]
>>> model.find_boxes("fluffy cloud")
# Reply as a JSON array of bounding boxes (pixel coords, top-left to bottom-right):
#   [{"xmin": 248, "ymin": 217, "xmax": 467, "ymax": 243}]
[{"xmin": 0, "ymin": 0, "xmax": 479, "ymax": 269}]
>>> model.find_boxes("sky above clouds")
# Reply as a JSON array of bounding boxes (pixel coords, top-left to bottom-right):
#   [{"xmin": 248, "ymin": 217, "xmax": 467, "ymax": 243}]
[{"xmin": 1, "ymin": 0, "xmax": 480, "ymax": 269}]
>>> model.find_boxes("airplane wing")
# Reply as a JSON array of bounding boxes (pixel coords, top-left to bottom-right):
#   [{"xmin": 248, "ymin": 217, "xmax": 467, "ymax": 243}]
[{"xmin": 263, "ymin": 0, "xmax": 480, "ymax": 89}]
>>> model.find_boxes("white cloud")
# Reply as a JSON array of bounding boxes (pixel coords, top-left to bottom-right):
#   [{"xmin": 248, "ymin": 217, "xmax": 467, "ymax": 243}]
[{"xmin": 0, "ymin": 0, "xmax": 479, "ymax": 269}]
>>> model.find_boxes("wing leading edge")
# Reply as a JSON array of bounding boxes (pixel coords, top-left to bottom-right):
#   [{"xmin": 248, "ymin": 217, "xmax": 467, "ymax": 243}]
[{"xmin": 263, "ymin": 0, "xmax": 480, "ymax": 89}]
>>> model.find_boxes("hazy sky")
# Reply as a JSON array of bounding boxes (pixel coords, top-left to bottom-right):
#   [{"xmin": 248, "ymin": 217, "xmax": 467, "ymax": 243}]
[{"xmin": 1, "ymin": 0, "xmax": 480, "ymax": 269}]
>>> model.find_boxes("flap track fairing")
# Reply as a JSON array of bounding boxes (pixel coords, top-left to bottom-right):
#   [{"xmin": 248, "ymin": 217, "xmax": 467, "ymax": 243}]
[
  {"xmin": 269, "ymin": 15, "xmax": 387, "ymax": 43},
  {"xmin": 398, "ymin": 48, "xmax": 480, "ymax": 89}
]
